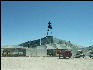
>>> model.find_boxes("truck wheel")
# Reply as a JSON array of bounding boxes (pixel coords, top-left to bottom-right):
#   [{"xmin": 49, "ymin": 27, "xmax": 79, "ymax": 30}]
[
  {"xmin": 90, "ymin": 55, "xmax": 91, "ymax": 58},
  {"xmin": 59, "ymin": 54, "xmax": 60, "ymax": 59},
  {"xmin": 69, "ymin": 56, "xmax": 71, "ymax": 58},
  {"xmin": 59, "ymin": 56, "xmax": 60, "ymax": 59},
  {"xmin": 63, "ymin": 56, "xmax": 66, "ymax": 59}
]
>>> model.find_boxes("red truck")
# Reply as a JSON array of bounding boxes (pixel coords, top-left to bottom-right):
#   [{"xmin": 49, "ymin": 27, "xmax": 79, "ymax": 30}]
[{"xmin": 57, "ymin": 50, "xmax": 72, "ymax": 59}]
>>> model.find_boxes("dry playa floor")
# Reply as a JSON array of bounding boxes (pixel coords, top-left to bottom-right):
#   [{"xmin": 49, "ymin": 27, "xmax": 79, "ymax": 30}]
[{"xmin": 1, "ymin": 57, "xmax": 93, "ymax": 70}]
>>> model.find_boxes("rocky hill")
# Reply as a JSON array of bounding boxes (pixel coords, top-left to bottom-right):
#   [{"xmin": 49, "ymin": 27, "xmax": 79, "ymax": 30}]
[{"xmin": 18, "ymin": 36, "xmax": 85, "ymax": 56}]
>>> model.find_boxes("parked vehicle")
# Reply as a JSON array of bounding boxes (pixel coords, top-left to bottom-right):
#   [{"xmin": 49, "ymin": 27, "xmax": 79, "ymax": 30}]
[
  {"xmin": 57, "ymin": 49, "xmax": 72, "ymax": 59},
  {"xmin": 75, "ymin": 53, "xmax": 85, "ymax": 58},
  {"xmin": 89, "ymin": 52, "xmax": 93, "ymax": 58},
  {"xmin": 75, "ymin": 50, "xmax": 85, "ymax": 58}
]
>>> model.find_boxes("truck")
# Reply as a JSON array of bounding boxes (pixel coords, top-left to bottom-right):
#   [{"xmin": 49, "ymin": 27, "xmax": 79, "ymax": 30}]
[
  {"xmin": 89, "ymin": 52, "xmax": 93, "ymax": 58},
  {"xmin": 57, "ymin": 49, "xmax": 72, "ymax": 59},
  {"xmin": 75, "ymin": 50, "xmax": 85, "ymax": 58}
]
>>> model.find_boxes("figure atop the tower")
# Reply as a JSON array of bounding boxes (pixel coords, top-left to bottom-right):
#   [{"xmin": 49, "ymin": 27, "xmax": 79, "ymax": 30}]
[
  {"xmin": 47, "ymin": 21, "xmax": 52, "ymax": 36},
  {"xmin": 48, "ymin": 21, "xmax": 52, "ymax": 29}
]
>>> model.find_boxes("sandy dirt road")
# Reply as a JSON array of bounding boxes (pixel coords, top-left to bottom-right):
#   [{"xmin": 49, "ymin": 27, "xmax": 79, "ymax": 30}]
[{"xmin": 1, "ymin": 57, "xmax": 93, "ymax": 70}]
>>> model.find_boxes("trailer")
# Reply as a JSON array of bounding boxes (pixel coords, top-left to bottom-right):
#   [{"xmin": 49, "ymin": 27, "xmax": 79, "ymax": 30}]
[{"xmin": 57, "ymin": 49, "xmax": 72, "ymax": 59}]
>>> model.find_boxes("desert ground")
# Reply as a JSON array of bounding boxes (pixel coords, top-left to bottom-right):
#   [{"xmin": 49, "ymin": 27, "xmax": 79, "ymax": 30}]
[{"xmin": 1, "ymin": 57, "xmax": 93, "ymax": 70}]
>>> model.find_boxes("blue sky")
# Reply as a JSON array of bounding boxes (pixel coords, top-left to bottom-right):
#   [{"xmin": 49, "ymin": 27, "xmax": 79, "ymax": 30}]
[{"xmin": 1, "ymin": 1, "xmax": 93, "ymax": 47}]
